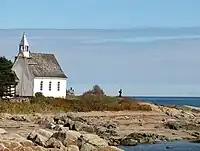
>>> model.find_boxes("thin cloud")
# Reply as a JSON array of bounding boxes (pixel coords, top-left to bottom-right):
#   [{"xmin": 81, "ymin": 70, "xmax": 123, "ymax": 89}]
[{"xmin": 81, "ymin": 35, "xmax": 200, "ymax": 44}]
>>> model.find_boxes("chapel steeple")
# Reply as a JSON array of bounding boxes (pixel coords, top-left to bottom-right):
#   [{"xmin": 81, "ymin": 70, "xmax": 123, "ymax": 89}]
[{"xmin": 19, "ymin": 32, "xmax": 30, "ymax": 58}]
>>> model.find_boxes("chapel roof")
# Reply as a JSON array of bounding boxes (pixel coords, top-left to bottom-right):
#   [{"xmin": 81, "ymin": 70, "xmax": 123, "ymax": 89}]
[{"xmin": 26, "ymin": 53, "xmax": 67, "ymax": 78}]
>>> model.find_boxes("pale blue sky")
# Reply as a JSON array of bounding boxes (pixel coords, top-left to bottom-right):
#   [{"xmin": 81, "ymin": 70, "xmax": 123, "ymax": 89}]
[
  {"xmin": 0, "ymin": 0, "xmax": 200, "ymax": 29},
  {"xmin": 1, "ymin": 1, "xmax": 200, "ymax": 96},
  {"xmin": 1, "ymin": 28, "xmax": 200, "ymax": 96}
]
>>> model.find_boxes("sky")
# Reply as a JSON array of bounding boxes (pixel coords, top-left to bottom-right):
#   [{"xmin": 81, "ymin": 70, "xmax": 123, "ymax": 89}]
[
  {"xmin": 1, "ymin": 28, "xmax": 200, "ymax": 96},
  {"xmin": 0, "ymin": 0, "xmax": 200, "ymax": 29},
  {"xmin": 1, "ymin": 1, "xmax": 200, "ymax": 96}
]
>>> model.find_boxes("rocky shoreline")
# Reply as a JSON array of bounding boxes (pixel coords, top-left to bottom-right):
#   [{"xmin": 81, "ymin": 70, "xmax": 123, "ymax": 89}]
[{"xmin": 0, "ymin": 103, "xmax": 200, "ymax": 150}]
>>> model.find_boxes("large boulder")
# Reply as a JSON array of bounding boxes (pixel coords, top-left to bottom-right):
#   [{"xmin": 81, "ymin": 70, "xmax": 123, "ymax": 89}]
[
  {"xmin": 106, "ymin": 136, "xmax": 122, "ymax": 146},
  {"xmin": 45, "ymin": 137, "xmax": 65, "ymax": 150},
  {"xmin": 120, "ymin": 138, "xmax": 137, "ymax": 146},
  {"xmin": 36, "ymin": 117, "xmax": 55, "ymax": 129},
  {"xmin": 51, "ymin": 130, "xmax": 81, "ymax": 147},
  {"xmin": 96, "ymin": 126, "xmax": 118, "ymax": 138},
  {"xmin": 0, "ymin": 140, "xmax": 46, "ymax": 151},
  {"xmin": 54, "ymin": 112, "xmax": 86, "ymax": 124},
  {"xmin": 54, "ymin": 112, "xmax": 94, "ymax": 133},
  {"xmin": 78, "ymin": 133, "xmax": 108, "ymax": 151},
  {"xmin": 27, "ymin": 128, "xmax": 53, "ymax": 147}
]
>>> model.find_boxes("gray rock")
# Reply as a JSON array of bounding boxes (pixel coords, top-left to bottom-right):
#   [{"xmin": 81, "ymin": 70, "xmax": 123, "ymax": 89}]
[
  {"xmin": 165, "ymin": 120, "xmax": 200, "ymax": 131},
  {"xmin": 10, "ymin": 115, "xmax": 31, "ymax": 122},
  {"xmin": 103, "ymin": 121, "xmax": 117, "ymax": 129},
  {"xmin": 54, "ymin": 125, "xmax": 64, "ymax": 131},
  {"xmin": 54, "ymin": 125, "xmax": 69, "ymax": 132},
  {"xmin": 96, "ymin": 126, "xmax": 118, "ymax": 138},
  {"xmin": 73, "ymin": 121, "xmax": 85, "ymax": 131},
  {"xmin": 55, "ymin": 112, "xmax": 86, "ymax": 125},
  {"xmin": 67, "ymin": 145, "xmax": 79, "ymax": 151},
  {"xmin": 0, "ymin": 133, "xmax": 26, "ymax": 142},
  {"xmin": 191, "ymin": 131, "xmax": 200, "ymax": 138},
  {"xmin": 58, "ymin": 120, "xmax": 65, "ymax": 125},
  {"xmin": 82, "ymin": 125, "xmax": 94, "ymax": 133},
  {"xmin": 51, "ymin": 130, "xmax": 81, "ymax": 147},
  {"xmin": 36, "ymin": 117, "xmax": 55, "ymax": 129},
  {"xmin": 27, "ymin": 128, "xmax": 53, "ymax": 147},
  {"xmin": 64, "ymin": 118, "xmax": 75, "ymax": 130},
  {"xmin": 120, "ymin": 138, "xmax": 137, "ymax": 146},
  {"xmin": 46, "ymin": 137, "xmax": 65, "ymax": 150},
  {"xmin": 0, "ymin": 140, "xmax": 47, "ymax": 151},
  {"xmin": 61, "ymin": 127, "xmax": 70, "ymax": 132},
  {"xmin": 78, "ymin": 133, "xmax": 108, "ymax": 151},
  {"xmin": 107, "ymin": 136, "xmax": 122, "ymax": 146},
  {"xmin": 165, "ymin": 121, "xmax": 180, "ymax": 130},
  {"xmin": 120, "ymin": 132, "xmax": 167, "ymax": 146},
  {"xmin": 80, "ymin": 143, "xmax": 96, "ymax": 151}
]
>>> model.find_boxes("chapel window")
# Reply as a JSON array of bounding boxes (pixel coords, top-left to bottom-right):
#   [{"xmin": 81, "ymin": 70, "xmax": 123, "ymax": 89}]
[
  {"xmin": 40, "ymin": 81, "xmax": 43, "ymax": 91},
  {"xmin": 49, "ymin": 81, "xmax": 52, "ymax": 91},
  {"xmin": 57, "ymin": 82, "xmax": 60, "ymax": 91}
]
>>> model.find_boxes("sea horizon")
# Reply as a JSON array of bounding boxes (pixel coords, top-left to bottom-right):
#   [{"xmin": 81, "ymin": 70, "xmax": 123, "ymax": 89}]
[{"xmin": 129, "ymin": 96, "xmax": 200, "ymax": 107}]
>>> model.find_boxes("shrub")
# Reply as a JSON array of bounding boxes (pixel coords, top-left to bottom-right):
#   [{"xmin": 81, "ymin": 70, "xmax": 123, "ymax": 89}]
[
  {"xmin": 82, "ymin": 85, "xmax": 105, "ymax": 96},
  {"xmin": 35, "ymin": 92, "xmax": 44, "ymax": 98},
  {"xmin": 92, "ymin": 85, "xmax": 105, "ymax": 95}
]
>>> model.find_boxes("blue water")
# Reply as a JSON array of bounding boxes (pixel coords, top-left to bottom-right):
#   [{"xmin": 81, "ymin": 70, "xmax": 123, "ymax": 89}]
[
  {"xmin": 119, "ymin": 141, "xmax": 200, "ymax": 151},
  {"xmin": 131, "ymin": 96, "xmax": 200, "ymax": 107}
]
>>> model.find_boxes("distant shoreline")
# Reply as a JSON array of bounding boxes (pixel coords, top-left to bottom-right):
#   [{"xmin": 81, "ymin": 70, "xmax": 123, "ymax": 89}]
[{"xmin": 129, "ymin": 96, "xmax": 200, "ymax": 107}]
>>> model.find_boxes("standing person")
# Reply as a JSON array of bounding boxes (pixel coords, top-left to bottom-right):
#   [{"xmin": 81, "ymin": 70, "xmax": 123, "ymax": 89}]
[
  {"xmin": 69, "ymin": 87, "xmax": 74, "ymax": 95},
  {"xmin": 119, "ymin": 89, "xmax": 122, "ymax": 97}
]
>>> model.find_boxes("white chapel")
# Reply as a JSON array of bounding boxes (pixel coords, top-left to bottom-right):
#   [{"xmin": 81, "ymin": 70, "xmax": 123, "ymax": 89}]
[{"xmin": 11, "ymin": 33, "xmax": 67, "ymax": 98}]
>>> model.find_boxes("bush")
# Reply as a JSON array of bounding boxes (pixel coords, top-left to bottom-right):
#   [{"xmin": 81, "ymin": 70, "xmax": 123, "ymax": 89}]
[
  {"xmin": 31, "ymin": 92, "xmax": 49, "ymax": 104},
  {"xmin": 35, "ymin": 92, "xmax": 44, "ymax": 98},
  {"xmin": 82, "ymin": 85, "xmax": 105, "ymax": 96}
]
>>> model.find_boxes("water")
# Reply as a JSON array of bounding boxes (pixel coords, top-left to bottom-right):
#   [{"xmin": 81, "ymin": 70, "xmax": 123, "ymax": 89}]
[
  {"xmin": 131, "ymin": 96, "xmax": 200, "ymax": 107},
  {"xmin": 119, "ymin": 141, "xmax": 200, "ymax": 151}
]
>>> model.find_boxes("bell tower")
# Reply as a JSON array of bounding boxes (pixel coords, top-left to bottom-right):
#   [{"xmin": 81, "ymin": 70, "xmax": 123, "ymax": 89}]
[{"xmin": 19, "ymin": 32, "xmax": 30, "ymax": 58}]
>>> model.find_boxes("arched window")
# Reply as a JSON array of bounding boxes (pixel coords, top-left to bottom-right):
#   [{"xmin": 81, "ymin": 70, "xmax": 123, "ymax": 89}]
[
  {"xmin": 49, "ymin": 81, "xmax": 52, "ymax": 91},
  {"xmin": 57, "ymin": 82, "xmax": 60, "ymax": 91},
  {"xmin": 40, "ymin": 81, "xmax": 43, "ymax": 91}
]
